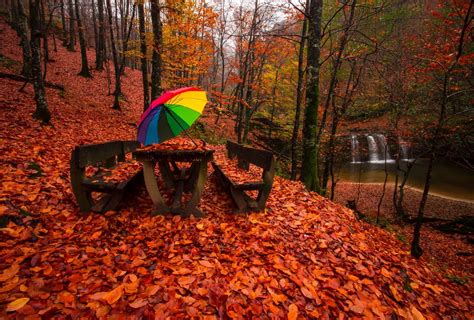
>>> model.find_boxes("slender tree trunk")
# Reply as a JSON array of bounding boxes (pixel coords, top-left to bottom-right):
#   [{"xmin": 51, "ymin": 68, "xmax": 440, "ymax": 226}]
[
  {"xmin": 376, "ymin": 144, "xmax": 389, "ymax": 224},
  {"xmin": 10, "ymin": 0, "xmax": 19, "ymax": 31},
  {"xmin": 138, "ymin": 1, "xmax": 149, "ymax": 111},
  {"xmin": 96, "ymin": 0, "xmax": 106, "ymax": 70},
  {"xmin": 75, "ymin": 0, "xmax": 92, "ymax": 77},
  {"xmin": 411, "ymin": 74, "xmax": 448, "ymax": 258},
  {"xmin": 60, "ymin": 0, "xmax": 68, "ymax": 46},
  {"xmin": 30, "ymin": 0, "xmax": 51, "ymax": 123},
  {"xmin": 40, "ymin": 0, "xmax": 49, "ymax": 63},
  {"xmin": 106, "ymin": 0, "xmax": 121, "ymax": 109},
  {"xmin": 17, "ymin": 0, "xmax": 31, "ymax": 77},
  {"xmin": 317, "ymin": 0, "xmax": 356, "ymax": 144},
  {"xmin": 67, "ymin": 0, "xmax": 75, "ymax": 51},
  {"xmin": 91, "ymin": 0, "xmax": 99, "ymax": 59},
  {"xmin": 150, "ymin": 0, "xmax": 163, "ymax": 99},
  {"xmin": 301, "ymin": 0, "xmax": 322, "ymax": 192},
  {"xmin": 291, "ymin": 0, "xmax": 308, "ymax": 180}
]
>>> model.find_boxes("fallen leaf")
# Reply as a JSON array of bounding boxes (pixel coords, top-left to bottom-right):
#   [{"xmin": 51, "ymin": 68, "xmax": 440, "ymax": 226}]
[
  {"xmin": 102, "ymin": 285, "xmax": 123, "ymax": 305},
  {"xmin": 0, "ymin": 264, "xmax": 20, "ymax": 282},
  {"xmin": 288, "ymin": 303, "xmax": 298, "ymax": 320},
  {"xmin": 410, "ymin": 306, "xmax": 425, "ymax": 320},
  {"xmin": 6, "ymin": 297, "xmax": 30, "ymax": 312},
  {"xmin": 129, "ymin": 298, "xmax": 148, "ymax": 309}
]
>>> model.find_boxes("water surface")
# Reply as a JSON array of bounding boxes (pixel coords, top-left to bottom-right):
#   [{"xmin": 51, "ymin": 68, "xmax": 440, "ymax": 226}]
[{"xmin": 338, "ymin": 160, "xmax": 474, "ymax": 202}]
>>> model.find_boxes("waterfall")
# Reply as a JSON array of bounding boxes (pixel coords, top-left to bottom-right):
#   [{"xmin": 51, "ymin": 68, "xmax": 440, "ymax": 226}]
[
  {"xmin": 398, "ymin": 137, "xmax": 410, "ymax": 160},
  {"xmin": 351, "ymin": 135, "xmax": 360, "ymax": 163},
  {"xmin": 375, "ymin": 134, "xmax": 392, "ymax": 161},
  {"xmin": 367, "ymin": 135, "xmax": 380, "ymax": 162}
]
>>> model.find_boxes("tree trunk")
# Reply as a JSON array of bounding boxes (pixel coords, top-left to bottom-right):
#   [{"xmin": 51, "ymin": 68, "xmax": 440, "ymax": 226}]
[
  {"xmin": 60, "ymin": 0, "xmax": 68, "ymax": 46},
  {"xmin": 67, "ymin": 0, "xmax": 75, "ymax": 51},
  {"xmin": 30, "ymin": 0, "xmax": 51, "ymax": 124},
  {"xmin": 91, "ymin": 0, "xmax": 98, "ymax": 60},
  {"xmin": 96, "ymin": 0, "xmax": 106, "ymax": 70},
  {"xmin": 411, "ymin": 74, "xmax": 448, "ymax": 258},
  {"xmin": 75, "ymin": 0, "xmax": 92, "ymax": 77},
  {"xmin": 300, "ymin": 0, "xmax": 322, "ymax": 192},
  {"xmin": 150, "ymin": 0, "xmax": 163, "ymax": 99},
  {"xmin": 291, "ymin": 0, "xmax": 309, "ymax": 180},
  {"xmin": 17, "ymin": 0, "xmax": 31, "ymax": 77},
  {"xmin": 138, "ymin": 1, "xmax": 149, "ymax": 111},
  {"xmin": 105, "ymin": 0, "xmax": 121, "ymax": 109},
  {"xmin": 40, "ymin": 0, "xmax": 49, "ymax": 63}
]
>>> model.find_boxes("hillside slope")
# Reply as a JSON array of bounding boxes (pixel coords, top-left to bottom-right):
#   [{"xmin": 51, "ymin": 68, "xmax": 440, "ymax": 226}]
[{"xmin": 0, "ymin": 20, "xmax": 472, "ymax": 318}]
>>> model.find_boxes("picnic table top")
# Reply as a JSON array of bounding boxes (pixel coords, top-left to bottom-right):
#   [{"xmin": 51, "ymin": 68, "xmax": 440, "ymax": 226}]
[{"xmin": 133, "ymin": 147, "xmax": 214, "ymax": 162}]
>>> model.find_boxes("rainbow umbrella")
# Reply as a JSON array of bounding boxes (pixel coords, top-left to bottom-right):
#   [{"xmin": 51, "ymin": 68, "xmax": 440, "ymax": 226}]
[{"xmin": 137, "ymin": 87, "xmax": 207, "ymax": 145}]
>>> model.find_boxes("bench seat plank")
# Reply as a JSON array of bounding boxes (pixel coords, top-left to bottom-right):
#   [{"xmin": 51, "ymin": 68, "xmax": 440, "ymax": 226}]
[
  {"xmin": 212, "ymin": 141, "xmax": 275, "ymax": 213},
  {"xmin": 70, "ymin": 140, "xmax": 143, "ymax": 213}
]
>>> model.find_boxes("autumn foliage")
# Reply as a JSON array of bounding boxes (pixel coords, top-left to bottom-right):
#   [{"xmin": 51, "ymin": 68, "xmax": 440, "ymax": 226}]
[{"xmin": 0, "ymin": 18, "xmax": 473, "ymax": 319}]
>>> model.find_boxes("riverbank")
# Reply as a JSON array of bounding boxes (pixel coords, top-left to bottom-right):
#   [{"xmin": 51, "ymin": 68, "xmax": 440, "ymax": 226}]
[
  {"xmin": 333, "ymin": 182, "xmax": 474, "ymax": 221},
  {"xmin": 333, "ymin": 182, "xmax": 474, "ymax": 289}
]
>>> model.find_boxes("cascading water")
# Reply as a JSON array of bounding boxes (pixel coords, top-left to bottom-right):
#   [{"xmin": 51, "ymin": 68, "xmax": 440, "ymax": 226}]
[
  {"xmin": 375, "ymin": 134, "xmax": 392, "ymax": 161},
  {"xmin": 366, "ymin": 135, "xmax": 380, "ymax": 162},
  {"xmin": 351, "ymin": 135, "xmax": 360, "ymax": 163},
  {"xmin": 398, "ymin": 137, "xmax": 409, "ymax": 160}
]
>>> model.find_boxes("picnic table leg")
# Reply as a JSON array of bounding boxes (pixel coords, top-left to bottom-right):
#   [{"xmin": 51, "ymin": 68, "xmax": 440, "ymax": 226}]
[
  {"xmin": 170, "ymin": 168, "xmax": 186, "ymax": 216},
  {"xmin": 158, "ymin": 160, "xmax": 175, "ymax": 189},
  {"xmin": 143, "ymin": 160, "xmax": 169, "ymax": 215},
  {"xmin": 183, "ymin": 159, "xmax": 208, "ymax": 217}
]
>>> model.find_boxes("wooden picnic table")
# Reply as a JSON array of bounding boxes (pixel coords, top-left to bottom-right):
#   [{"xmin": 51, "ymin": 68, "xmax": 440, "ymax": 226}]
[{"xmin": 133, "ymin": 148, "xmax": 214, "ymax": 217}]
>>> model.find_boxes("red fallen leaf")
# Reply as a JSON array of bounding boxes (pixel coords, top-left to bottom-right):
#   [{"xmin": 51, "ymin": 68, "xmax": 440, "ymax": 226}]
[
  {"xmin": 102, "ymin": 285, "xmax": 123, "ymax": 305},
  {"xmin": 6, "ymin": 297, "xmax": 30, "ymax": 312},
  {"xmin": 389, "ymin": 285, "xmax": 402, "ymax": 302},
  {"xmin": 89, "ymin": 291, "xmax": 107, "ymax": 301},
  {"xmin": 199, "ymin": 260, "xmax": 213, "ymax": 268},
  {"xmin": 0, "ymin": 264, "xmax": 20, "ymax": 282},
  {"xmin": 145, "ymin": 285, "xmax": 161, "ymax": 297},
  {"xmin": 300, "ymin": 286, "xmax": 313, "ymax": 299},
  {"xmin": 288, "ymin": 303, "xmax": 298, "ymax": 320},
  {"xmin": 410, "ymin": 306, "xmax": 425, "ymax": 320},
  {"xmin": 123, "ymin": 274, "xmax": 139, "ymax": 294},
  {"xmin": 58, "ymin": 291, "xmax": 75, "ymax": 307},
  {"xmin": 178, "ymin": 276, "xmax": 196, "ymax": 288},
  {"xmin": 173, "ymin": 268, "xmax": 193, "ymax": 275},
  {"xmin": 129, "ymin": 298, "xmax": 148, "ymax": 309},
  {"xmin": 0, "ymin": 276, "xmax": 19, "ymax": 293}
]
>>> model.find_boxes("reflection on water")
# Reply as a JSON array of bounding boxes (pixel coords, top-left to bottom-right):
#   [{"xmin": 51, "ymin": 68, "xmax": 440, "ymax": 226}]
[{"xmin": 338, "ymin": 159, "xmax": 474, "ymax": 201}]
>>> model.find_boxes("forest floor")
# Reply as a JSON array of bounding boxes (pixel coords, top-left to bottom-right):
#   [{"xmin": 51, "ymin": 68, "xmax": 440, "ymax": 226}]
[
  {"xmin": 334, "ymin": 182, "xmax": 473, "ymax": 284},
  {"xmin": 0, "ymin": 19, "xmax": 473, "ymax": 318}
]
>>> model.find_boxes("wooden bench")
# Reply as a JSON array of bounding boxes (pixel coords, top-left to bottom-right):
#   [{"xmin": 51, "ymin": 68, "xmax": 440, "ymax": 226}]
[
  {"xmin": 70, "ymin": 141, "xmax": 143, "ymax": 213},
  {"xmin": 212, "ymin": 140, "xmax": 276, "ymax": 213}
]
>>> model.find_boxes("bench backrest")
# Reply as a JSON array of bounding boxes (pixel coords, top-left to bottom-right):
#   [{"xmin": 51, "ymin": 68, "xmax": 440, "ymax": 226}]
[
  {"xmin": 72, "ymin": 140, "xmax": 140, "ymax": 169},
  {"xmin": 226, "ymin": 140, "xmax": 274, "ymax": 171}
]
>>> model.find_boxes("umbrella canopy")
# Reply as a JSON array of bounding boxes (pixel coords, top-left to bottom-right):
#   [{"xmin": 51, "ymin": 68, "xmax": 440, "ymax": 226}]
[{"xmin": 137, "ymin": 87, "xmax": 207, "ymax": 145}]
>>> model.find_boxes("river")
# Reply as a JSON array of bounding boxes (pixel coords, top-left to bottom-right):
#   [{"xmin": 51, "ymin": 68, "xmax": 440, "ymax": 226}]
[{"xmin": 338, "ymin": 159, "xmax": 474, "ymax": 202}]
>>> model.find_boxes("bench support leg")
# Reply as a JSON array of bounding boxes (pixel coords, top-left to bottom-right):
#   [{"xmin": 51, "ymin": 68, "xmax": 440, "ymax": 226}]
[
  {"xmin": 183, "ymin": 160, "xmax": 208, "ymax": 217},
  {"xmin": 143, "ymin": 160, "xmax": 169, "ymax": 215}
]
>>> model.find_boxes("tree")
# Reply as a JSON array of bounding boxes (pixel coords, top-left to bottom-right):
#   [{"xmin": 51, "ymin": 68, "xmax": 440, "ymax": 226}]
[
  {"xmin": 138, "ymin": 0, "xmax": 149, "ymax": 110},
  {"xmin": 95, "ymin": 0, "xmax": 106, "ymax": 70},
  {"xmin": 105, "ymin": 0, "xmax": 121, "ymax": 109},
  {"xmin": 67, "ymin": 0, "xmax": 75, "ymax": 51},
  {"xmin": 300, "ymin": 0, "xmax": 322, "ymax": 192},
  {"xmin": 29, "ymin": 0, "xmax": 51, "ymax": 123},
  {"xmin": 75, "ymin": 0, "xmax": 92, "ymax": 77},
  {"xmin": 150, "ymin": 0, "xmax": 163, "ymax": 99},
  {"xmin": 290, "ymin": 0, "xmax": 308, "ymax": 180},
  {"xmin": 16, "ymin": 0, "xmax": 31, "ymax": 77}
]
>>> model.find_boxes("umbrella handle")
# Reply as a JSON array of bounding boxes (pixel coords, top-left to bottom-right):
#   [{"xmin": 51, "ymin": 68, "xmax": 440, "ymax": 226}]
[{"xmin": 164, "ymin": 107, "xmax": 199, "ymax": 148}]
